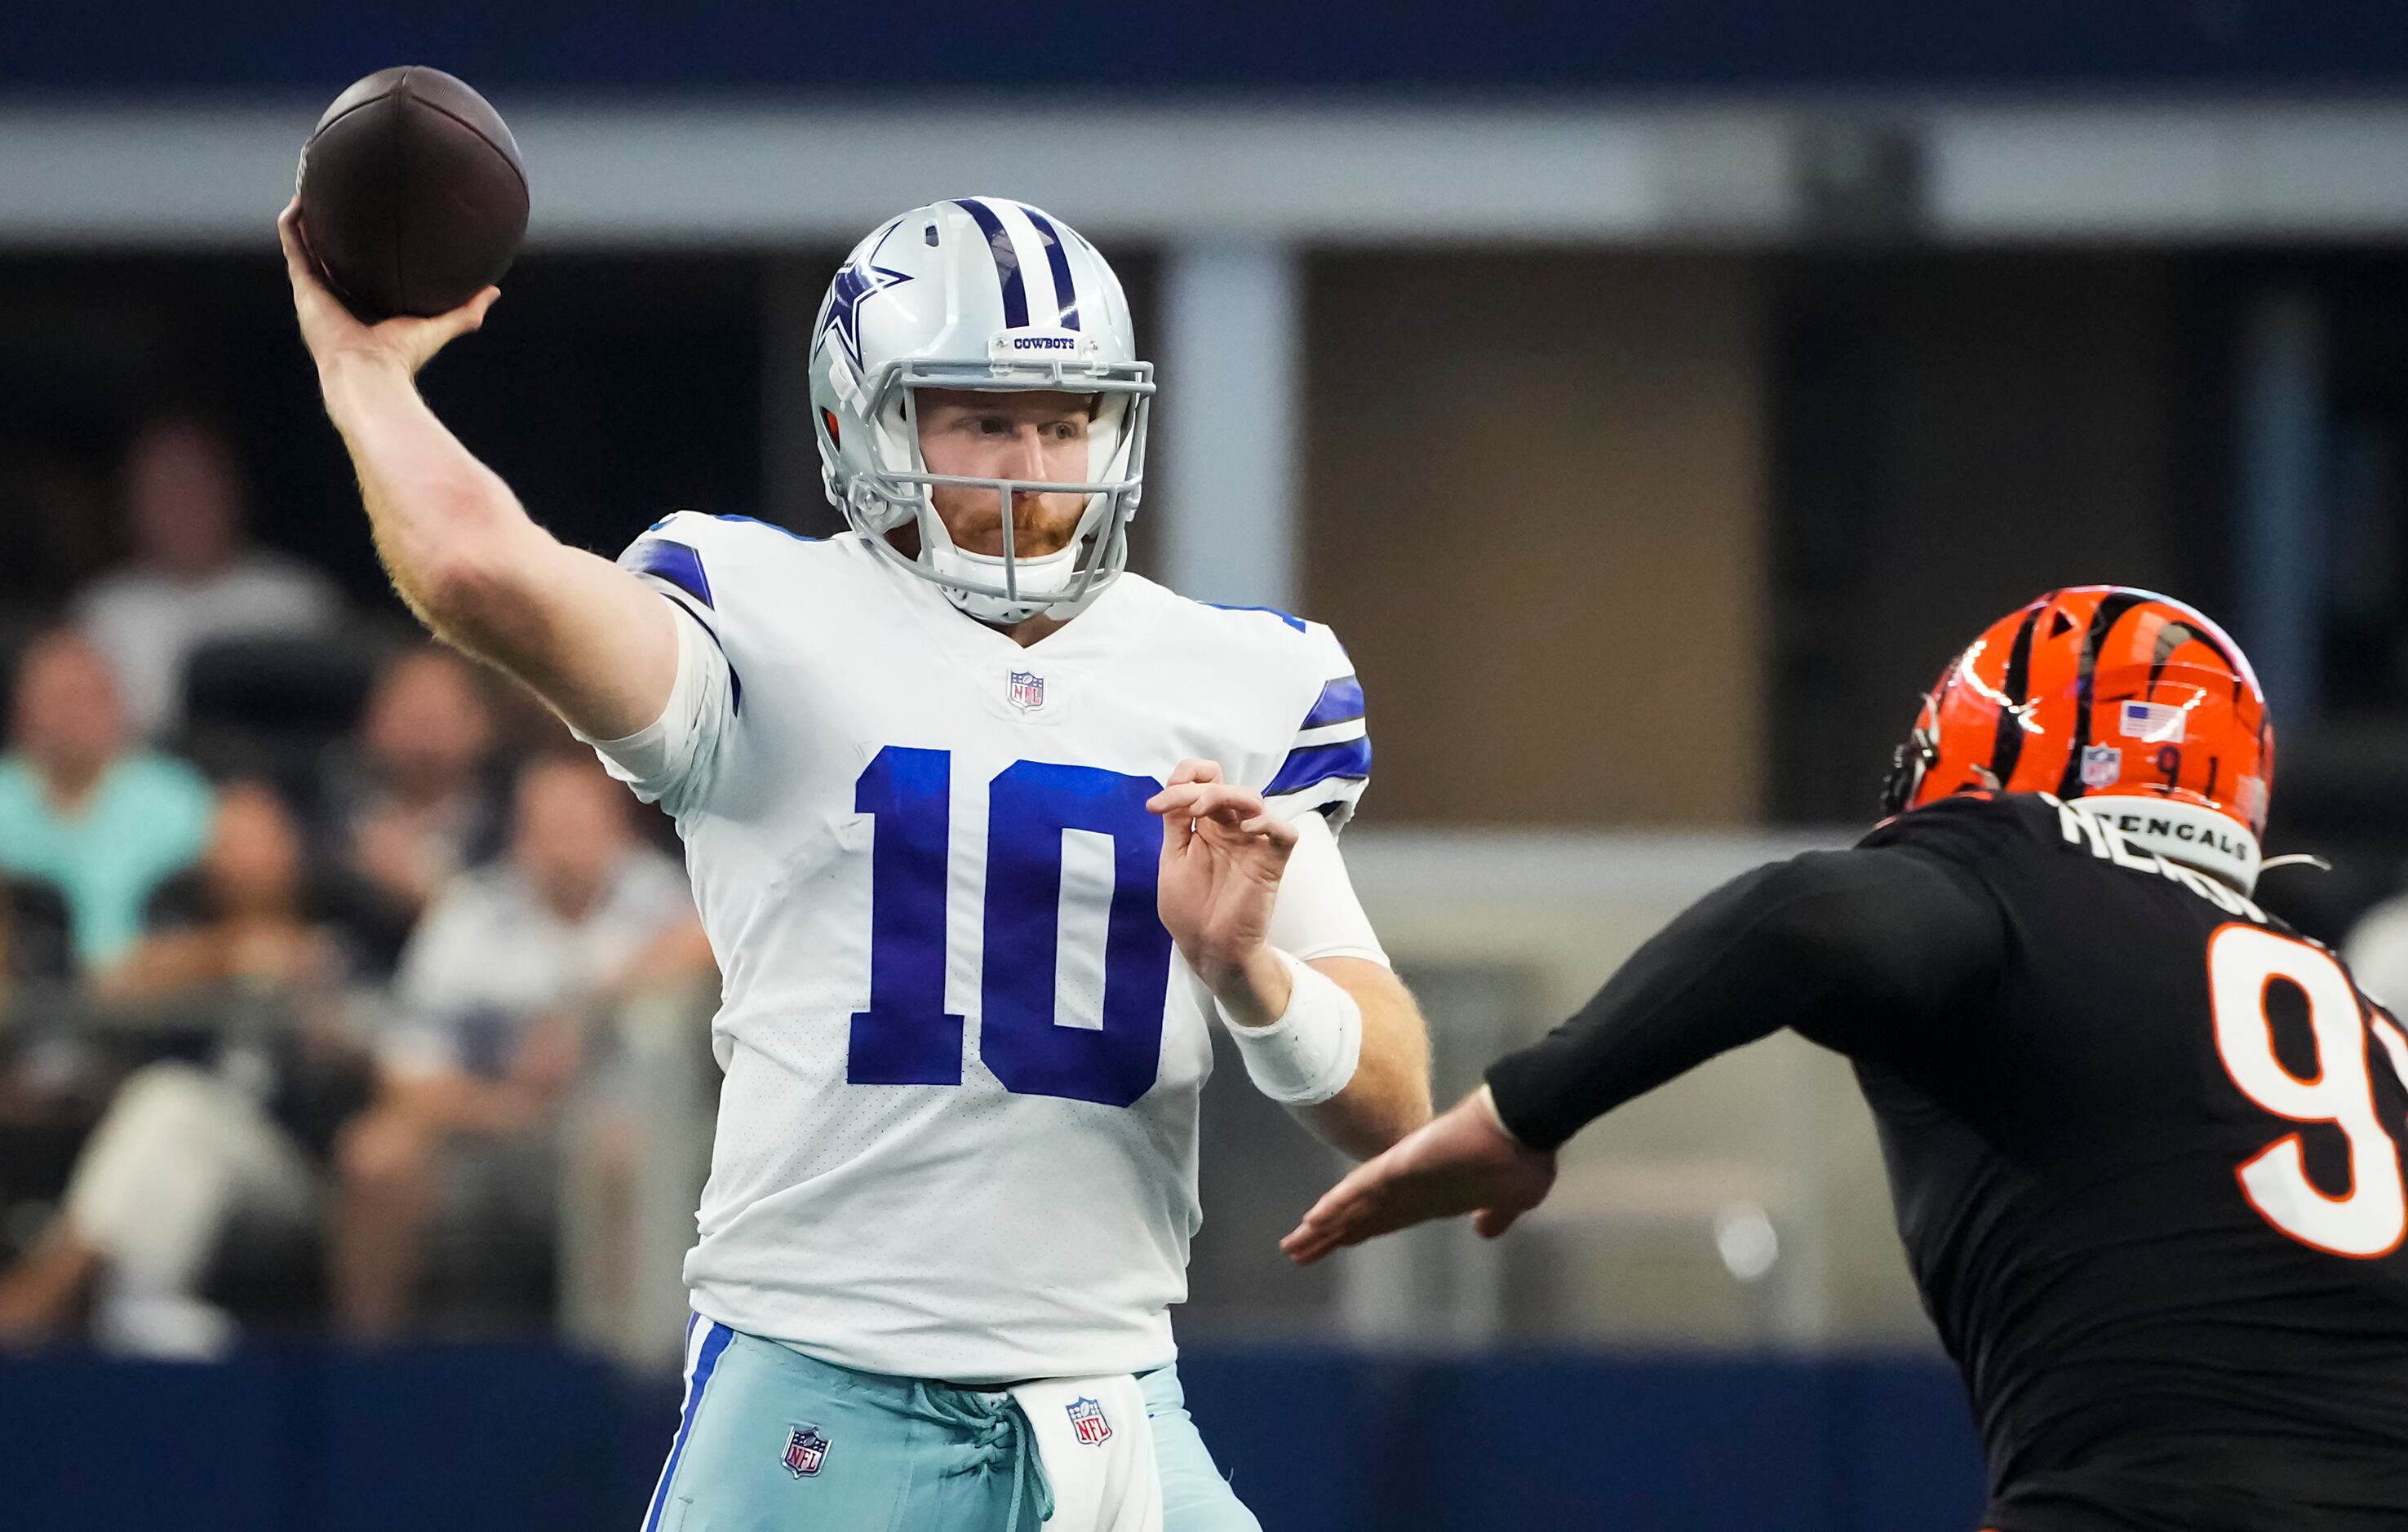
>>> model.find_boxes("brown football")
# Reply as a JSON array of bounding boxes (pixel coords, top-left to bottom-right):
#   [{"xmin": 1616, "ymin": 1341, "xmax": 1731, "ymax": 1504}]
[{"xmin": 296, "ymin": 66, "xmax": 529, "ymax": 322}]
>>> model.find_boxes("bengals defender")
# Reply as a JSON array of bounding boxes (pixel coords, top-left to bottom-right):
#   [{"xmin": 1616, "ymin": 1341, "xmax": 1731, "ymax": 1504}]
[{"xmin": 1286, "ymin": 587, "xmax": 2408, "ymax": 1530}]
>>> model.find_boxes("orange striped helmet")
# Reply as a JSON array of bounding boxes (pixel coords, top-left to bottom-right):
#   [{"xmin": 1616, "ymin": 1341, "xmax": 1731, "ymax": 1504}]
[{"xmin": 1880, "ymin": 587, "xmax": 2273, "ymax": 849}]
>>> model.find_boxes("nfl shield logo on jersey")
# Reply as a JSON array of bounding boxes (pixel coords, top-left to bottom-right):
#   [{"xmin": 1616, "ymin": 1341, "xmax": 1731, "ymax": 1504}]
[
  {"xmin": 1066, "ymin": 1397, "xmax": 1111, "ymax": 1446},
  {"xmin": 782, "ymin": 1424, "xmax": 829, "ymax": 1477},
  {"xmin": 1009, "ymin": 670, "xmax": 1046, "ymax": 711},
  {"xmin": 2079, "ymin": 743, "xmax": 2122, "ymax": 789}
]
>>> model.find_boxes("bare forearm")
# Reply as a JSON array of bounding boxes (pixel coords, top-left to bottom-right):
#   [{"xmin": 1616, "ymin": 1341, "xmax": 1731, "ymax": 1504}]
[
  {"xmin": 1213, "ymin": 951, "xmax": 1433, "ymax": 1159},
  {"xmin": 1293, "ymin": 962, "xmax": 1433, "ymax": 1160},
  {"xmin": 311, "ymin": 353, "xmax": 674, "ymax": 738},
  {"xmin": 320, "ymin": 353, "xmax": 544, "ymax": 645}
]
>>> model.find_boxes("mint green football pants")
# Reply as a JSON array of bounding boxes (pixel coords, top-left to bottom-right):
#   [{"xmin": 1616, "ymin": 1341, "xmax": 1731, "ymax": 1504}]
[{"xmin": 641, "ymin": 1319, "xmax": 1263, "ymax": 1532}]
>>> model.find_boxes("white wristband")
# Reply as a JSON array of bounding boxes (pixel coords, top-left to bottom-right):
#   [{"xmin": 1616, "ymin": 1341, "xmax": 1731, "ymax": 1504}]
[{"xmin": 1220, "ymin": 950, "xmax": 1364, "ymax": 1106}]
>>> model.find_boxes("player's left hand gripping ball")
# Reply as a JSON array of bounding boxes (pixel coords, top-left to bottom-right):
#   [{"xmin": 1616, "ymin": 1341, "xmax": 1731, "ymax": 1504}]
[{"xmin": 1148, "ymin": 759, "xmax": 1297, "ymax": 998}]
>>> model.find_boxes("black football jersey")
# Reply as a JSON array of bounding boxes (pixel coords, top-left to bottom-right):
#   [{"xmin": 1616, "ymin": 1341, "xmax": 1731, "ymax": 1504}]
[{"xmin": 1486, "ymin": 793, "xmax": 2408, "ymax": 1530}]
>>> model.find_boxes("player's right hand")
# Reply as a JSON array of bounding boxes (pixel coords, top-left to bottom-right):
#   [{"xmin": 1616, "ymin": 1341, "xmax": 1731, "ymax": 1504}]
[
  {"xmin": 1149, "ymin": 759, "xmax": 1299, "ymax": 1004},
  {"xmin": 1279, "ymin": 1087, "xmax": 1558, "ymax": 1264},
  {"xmin": 278, "ymin": 198, "xmax": 498, "ymax": 381}
]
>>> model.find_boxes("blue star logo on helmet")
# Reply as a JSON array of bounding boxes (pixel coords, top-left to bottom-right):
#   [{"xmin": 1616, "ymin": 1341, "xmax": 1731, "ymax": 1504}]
[{"xmin": 819, "ymin": 259, "xmax": 914, "ymax": 373}]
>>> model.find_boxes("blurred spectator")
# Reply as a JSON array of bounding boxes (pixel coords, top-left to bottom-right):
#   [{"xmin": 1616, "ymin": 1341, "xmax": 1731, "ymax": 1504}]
[
  {"xmin": 0, "ymin": 782, "xmax": 377, "ymax": 1355},
  {"xmin": 123, "ymin": 781, "xmax": 415, "ymax": 994},
  {"xmin": 74, "ymin": 416, "xmax": 341, "ymax": 737},
  {"xmin": 322, "ymin": 646, "xmax": 505, "ymax": 917},
  {"xmin": 333, "ymin": 754, "xmax": 703, "ymax": 1339},
  {"xmin": 0, "ymin": 629, "xmax": 213, "ymax": 967}
]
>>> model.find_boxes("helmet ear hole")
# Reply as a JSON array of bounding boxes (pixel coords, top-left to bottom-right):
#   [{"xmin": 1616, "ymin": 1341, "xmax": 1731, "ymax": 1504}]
[
  {"xmin": 820, "ymin": 409, "xmax": 841, "ymax": 448},
  {"xmin": 1879, "ymin": 727, "xmax": 1936, "ymax": 817}
]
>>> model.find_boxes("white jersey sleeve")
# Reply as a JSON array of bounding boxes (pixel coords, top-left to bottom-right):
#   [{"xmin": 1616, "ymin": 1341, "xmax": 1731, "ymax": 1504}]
[
  {"xmin": 1266, "ymin": 809, "xmax": 1390, "ymax": 967},
  {"xmin": 575, "ymin": 512, "xmax": 742, "ymax": 816},
  {"xmin": 1260, "ymin": 620, "xmax": 1371, "ymax": 832}
]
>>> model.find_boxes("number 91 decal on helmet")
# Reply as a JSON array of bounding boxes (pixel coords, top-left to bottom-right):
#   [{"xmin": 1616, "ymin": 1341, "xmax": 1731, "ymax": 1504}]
[
  {"xmin": 1880, "ymin": 587, "xmax": 2275, "ymax": 894},
  {"xmin": 808, "ymin": 196, "xmax": 1154, "ymax": 626}
]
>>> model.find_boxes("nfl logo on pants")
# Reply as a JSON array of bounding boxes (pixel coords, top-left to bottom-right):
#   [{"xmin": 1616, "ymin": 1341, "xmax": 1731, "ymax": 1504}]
[
  {"xmin": 1067, "ymin": 1397, "xmax": 1111, "ymax": 1446},
  {"xmin": 783, "ymin": 1425, "xmax": 828, "ymax": 1477}
]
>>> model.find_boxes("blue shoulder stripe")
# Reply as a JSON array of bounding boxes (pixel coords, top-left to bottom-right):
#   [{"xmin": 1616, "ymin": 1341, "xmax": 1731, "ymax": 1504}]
[
  {"xmin": 1302, "ymin": 675, "xmax": 1364, "ymax": 730},
  {"xmin": 633, "ymin": 540, "xmax": 713, "ymax": 609},
  {"xmin": 1205, "ymin": 602, "xmax": 1308, "ymax": 633},
  {"xmin": 1266, "ymin": 737, "xmax": 1373, "ymax": 797}
]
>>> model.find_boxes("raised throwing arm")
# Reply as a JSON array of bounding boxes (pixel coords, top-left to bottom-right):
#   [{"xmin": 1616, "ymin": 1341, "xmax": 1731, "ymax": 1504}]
[{"xmin": 279, "ymin": 201, "xmax": 676, "ymax": 741}]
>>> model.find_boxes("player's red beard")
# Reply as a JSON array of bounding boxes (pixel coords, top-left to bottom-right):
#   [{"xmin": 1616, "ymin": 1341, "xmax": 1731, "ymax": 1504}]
[{"xmin": 906, "ymin": 487, "xmax": 1086, "ymax": 560}]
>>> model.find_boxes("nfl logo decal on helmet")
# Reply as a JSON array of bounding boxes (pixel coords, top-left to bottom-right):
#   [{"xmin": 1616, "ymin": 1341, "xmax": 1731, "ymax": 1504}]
[
  {"xmin": 2079, "ymin": 743, "xmax": 2122, "ymax": 789},
  {"xmin": 782, "ymin": 1424, "xmax": 829, "ymax": 1477},
  {"xmin": 808, "ymin": 197, "xmax": 1155, "ymax": 626},
  {"xmin": 1066, "ymin": 1397, "xmax": 1112, "ymax": 1446}
]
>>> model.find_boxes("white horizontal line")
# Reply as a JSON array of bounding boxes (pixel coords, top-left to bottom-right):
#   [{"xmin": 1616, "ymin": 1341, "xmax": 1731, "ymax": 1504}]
[
  {"xmin": 1337, "ymin": 826, "xmax": 1851, "ymax": 903},
  {"xmin": 10, "ymin": 99, "xmax": 2408, "ymax": 246},
  {"xmin": 0, "ymin": 101, "xmax": 1772, "ymax": 246}
]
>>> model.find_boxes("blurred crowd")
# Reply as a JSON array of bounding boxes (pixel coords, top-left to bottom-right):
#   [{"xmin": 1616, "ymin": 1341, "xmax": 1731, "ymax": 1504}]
[{"xmin": 0, "ymin": 416, "xmax": 714, "ymax": 1357}]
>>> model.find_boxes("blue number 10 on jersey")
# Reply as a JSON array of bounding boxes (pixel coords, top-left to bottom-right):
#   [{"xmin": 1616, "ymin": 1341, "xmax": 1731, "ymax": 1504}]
[{"xmin": 848, "ymin": 746, "xmax": 1173, "ymax": 1109}]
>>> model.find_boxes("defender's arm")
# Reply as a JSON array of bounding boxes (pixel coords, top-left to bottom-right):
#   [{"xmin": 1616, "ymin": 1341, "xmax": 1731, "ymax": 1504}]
[
  {"xmin": 281, "ymin": 203, "xmax": 676, "ymax": 741},
  {"xmin": 1484, "ymin": 845, "xmax": 2001, "ymax": 1149},
  {"xmin": 1281, "ymin": 843, "xmax": 2002, "ymax": 1262}
]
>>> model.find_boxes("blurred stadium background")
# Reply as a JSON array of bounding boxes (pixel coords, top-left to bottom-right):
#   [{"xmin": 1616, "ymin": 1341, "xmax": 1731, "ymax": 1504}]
[{"xmin": 7, "ymin": 3, "xmax": 2408, "ymax": 1527}]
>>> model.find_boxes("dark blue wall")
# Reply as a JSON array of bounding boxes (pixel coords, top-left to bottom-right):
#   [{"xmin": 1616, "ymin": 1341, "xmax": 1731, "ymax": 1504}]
[
  {"xmin": 0, "ymin": 1344, "xmax": 1985, "ymax": 1532},
  {"xmin": 5, "ymin": 1, "xmax": 2408, "ymax": 94}
]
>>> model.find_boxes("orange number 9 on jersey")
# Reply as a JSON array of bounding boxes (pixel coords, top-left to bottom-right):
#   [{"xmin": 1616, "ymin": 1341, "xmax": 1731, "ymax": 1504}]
[{"xmin": 2209, "ymin": 923, "xmax": 2408, "ymax": 1260}]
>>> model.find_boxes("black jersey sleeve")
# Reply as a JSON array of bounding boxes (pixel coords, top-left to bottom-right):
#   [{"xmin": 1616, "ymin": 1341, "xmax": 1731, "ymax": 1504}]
[{"xmin": 1484, "ymin": 843, "xmax": 2007, "ymax": 1151}]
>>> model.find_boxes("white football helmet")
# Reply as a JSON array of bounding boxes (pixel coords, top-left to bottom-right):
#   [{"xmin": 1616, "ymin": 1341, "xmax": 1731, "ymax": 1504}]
[{"xmin": 809, "ymin": 197, "xmax": 1154, "ymax": 623}]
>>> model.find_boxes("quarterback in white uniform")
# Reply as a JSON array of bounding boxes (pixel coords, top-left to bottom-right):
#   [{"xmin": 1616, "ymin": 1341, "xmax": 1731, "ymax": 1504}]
[{"xmin": 280, "ymin": 191, "xmax": 1430, "ymax": 1532}]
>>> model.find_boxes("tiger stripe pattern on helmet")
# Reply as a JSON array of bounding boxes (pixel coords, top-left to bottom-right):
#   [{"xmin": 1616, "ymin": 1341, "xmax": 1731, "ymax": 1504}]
[{"xmin": 1883, "ymin": 587, "xmax": 2274, "ymax": 841}]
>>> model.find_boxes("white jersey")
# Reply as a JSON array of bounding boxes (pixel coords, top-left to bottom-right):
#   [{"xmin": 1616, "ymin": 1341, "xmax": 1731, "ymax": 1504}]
[{"xmin": 592, "ymin": 514, "xmax": 1375, "ymax": 1385}]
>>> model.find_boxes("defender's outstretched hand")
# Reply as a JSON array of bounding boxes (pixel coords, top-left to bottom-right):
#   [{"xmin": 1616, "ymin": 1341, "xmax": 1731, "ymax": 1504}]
[
  {"xmin": 280, "ymin": 199, "xmax": 497, "ymax": 380},
  {"xmin": 1149, "ymin": 760, "xmax": 1299, "ymax": 1008},
  {"xmin": 1281, "ymin": 1087, "xmax": 1558, "ymax": 1264}
]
